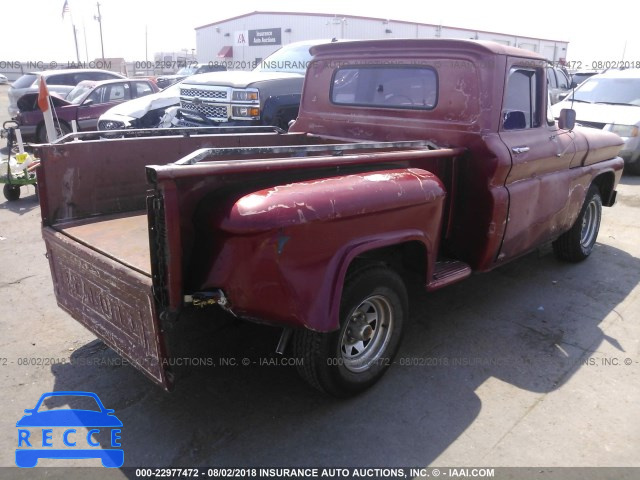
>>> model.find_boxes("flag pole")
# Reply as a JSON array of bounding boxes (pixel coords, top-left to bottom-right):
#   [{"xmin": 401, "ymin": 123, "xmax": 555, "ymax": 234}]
[
  {"xmin": 62, "ymin": 0, "xmax": 80, "ymax": 63},
  {"xmin": 71, "ymin": 23, "xmax": 80, "ymax": 63},
  {"xmin": 83, "ymin": 22, "xmax": 89, "ymax": 62},
  {"xmin": 69, "ymin": 1, "xmax": 80, "ymax": 63}
]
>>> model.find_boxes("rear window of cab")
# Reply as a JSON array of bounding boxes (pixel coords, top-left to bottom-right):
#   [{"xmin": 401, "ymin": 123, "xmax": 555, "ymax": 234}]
[{"xmin": 331, "ymin": 66, "xmax": 438, "ymax": 110}]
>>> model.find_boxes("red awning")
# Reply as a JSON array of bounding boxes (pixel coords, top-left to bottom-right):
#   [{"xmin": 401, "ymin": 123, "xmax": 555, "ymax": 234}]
[{"xmin": 217, "ymin": 46, "xmax": 233, "ymax": 58}]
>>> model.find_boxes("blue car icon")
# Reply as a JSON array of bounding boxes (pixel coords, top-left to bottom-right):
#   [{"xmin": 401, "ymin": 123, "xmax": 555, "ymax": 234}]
[{"xmin": 16, "ymin": 391, "xmax": 123, "ymax": 468}]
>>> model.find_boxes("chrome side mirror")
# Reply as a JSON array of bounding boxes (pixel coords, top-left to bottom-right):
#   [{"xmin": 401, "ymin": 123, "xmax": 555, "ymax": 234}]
[{"xmin": 558, "ymin": 108, "xmax": 576, "ymax": 130}]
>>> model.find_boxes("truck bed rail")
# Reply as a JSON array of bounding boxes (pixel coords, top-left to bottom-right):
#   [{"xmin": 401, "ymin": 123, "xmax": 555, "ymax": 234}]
[
  {"xmin": 44, "ymin": 125, "xmax": 287, "ymax": 145},
  {"xmin": 175, "ymin": 140, "xmax": 440, "ymax": 165}
]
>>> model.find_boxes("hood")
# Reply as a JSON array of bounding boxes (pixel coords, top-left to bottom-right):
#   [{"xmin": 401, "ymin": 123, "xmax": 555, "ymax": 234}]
[
  {"xmin": 157, "ymin": 74, "xmax": 183, "ymax": 80},
  {"xmin": 16, "ymin": 92, "xmax": 70, "ymax": 113},
  {"xmin": 103, "ymin": 86, "xmax": 180, "ymax": 119},
  {"xmin": 182, "ymin": 70, "xmax": 302, "ymax": 88},
  {"xmin": 553, "ymin": 100, "xmax": 640, "ymax": 126}
]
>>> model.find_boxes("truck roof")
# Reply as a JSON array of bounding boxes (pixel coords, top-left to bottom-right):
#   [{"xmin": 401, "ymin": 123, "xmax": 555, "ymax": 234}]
[{"xmin": 310, "ymin": 38, "xmax": 546, "ymax": 61}]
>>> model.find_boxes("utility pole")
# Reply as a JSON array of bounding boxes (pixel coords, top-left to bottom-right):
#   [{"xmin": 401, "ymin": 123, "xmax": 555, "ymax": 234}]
[{"xmin": 94, "ymin": 2, "xmax": 105, "ymax": 61}]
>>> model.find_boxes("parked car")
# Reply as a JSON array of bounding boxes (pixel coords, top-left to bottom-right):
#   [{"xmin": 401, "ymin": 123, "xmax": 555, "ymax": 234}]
[
  {"xmin": 547, "ymin": 66, "xmax": 572, "ymax": 104},
  {"xmin": 98, "ymin": 81, "xmax": 181, "ymax": 130},
  {"xmin": 156, "ymin": 63, "xmax": 226, "ymax": 89},
  {"xmin": 571, "ymin": 70, "xmax": 599, "ymax": 87},
  {"xmin": 16, "ymin": 78, "xmax": 158, "ymax": 142},
  {"xmin": 0, "ymin": 73, "xmax": 8, "ymax": 85},
  {"xmin": 8, "ymin": 69, "xmax": 126, "ymax": 118},
  {"xmin": 552, "ymin": 69, "xmax": 640, "ymax": 174},
  {"xmin": 177, "ymin": 39, "xmax": 337, "ymax": 130}
]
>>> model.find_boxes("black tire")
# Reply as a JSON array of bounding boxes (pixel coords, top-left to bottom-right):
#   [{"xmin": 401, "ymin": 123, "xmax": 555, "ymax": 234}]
[
  {"xmin": 293, "ymin": 266, "xmax": 408, "ymax": 397},
  {"xmin": 273, "ymin": 111, "xmax": 296, "ymax": 131},
  {"xmin": 553, "ymin": 184, "xmax": 602, "ymax": 262},
  {"xmin": 3, "ymin": 184, "xmax": 21, "ymax": 201},
  {"xmin": 37, "ymin": 122, "xmax": 71, "ymax": 143},
  {"xmin": 625, "ymin": 161, "xmax": 640, "ymax": 175}
]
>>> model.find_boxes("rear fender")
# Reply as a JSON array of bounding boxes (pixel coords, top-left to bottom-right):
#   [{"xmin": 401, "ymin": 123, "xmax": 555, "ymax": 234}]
[
  {"xmin": 324, "ymin": 232, "xmax": 434, "ymax": 332},
  {"xmin": 206, "ymin": 168, "xmax": 446, "ymax": 332}
]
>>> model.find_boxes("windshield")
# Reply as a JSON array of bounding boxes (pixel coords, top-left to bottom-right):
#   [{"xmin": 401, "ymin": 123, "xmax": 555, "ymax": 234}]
[
  {"xmin": 176, "ymin": 66, "xmax": 197, "ymax": 76},
  {"xmin": 571, "ymin": 76, "xmax": 640, "ymax": 106},
  {"xmin": 254, "ymin": 43, "xmax": 317, "ymax": 74},
  {"xmin": 66, "ymin": 83, "xmax": 95, "ymax": 104}
]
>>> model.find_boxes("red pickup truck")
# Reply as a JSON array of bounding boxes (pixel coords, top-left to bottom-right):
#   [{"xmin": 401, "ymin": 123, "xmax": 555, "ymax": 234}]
[{"xmin": 36, "ymin": 39, "xmax": 624, "ymax": 396}]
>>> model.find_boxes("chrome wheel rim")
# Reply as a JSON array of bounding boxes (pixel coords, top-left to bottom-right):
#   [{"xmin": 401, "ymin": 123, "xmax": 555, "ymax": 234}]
[
  {"xmin": 340, "ymin": 295, "xmax": 394, "ymax": 373},
  {"xmin": 580, "ymin": 199, "xmax": 599, "ymax": 249}
]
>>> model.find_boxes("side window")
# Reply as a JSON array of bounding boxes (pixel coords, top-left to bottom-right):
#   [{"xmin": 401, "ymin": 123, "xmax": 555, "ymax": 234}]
[
  {"xmin": 87, "ymin": 86, "xmax": 106, "ymax": 104},
  {"xmin": 134, "ymin": 82, "xmax": 153, "ymax": 97},
  {"xmin": 546, "ymin": 68, "xmax": 557, "ymax": 89},
  {"xmin": 107, "ymin": 83, "xmax": 131, "ymax": 101},
  {"xmin": 556, "ymin": 69, "xmax": 569, "ymax": 89},
  {"xmin": 48, "ymin": 73, "xmax": 77, "ymax": 86},
  {"xmin": 74, "ymin": 72, "xmax": 95, "ymax": 83},
  {"xmin": 91, "ymin": 71, "xmax": 118, "ymax": 81},
  {"xmin": 503, "ymin": 67, "xmax": 541, "ymax": 130}
]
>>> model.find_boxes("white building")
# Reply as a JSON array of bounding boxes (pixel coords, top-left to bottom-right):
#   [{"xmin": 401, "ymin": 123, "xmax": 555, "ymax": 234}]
[{"xmin": 195, "ymin": 11, "xmax": 569, "ymax": 68}]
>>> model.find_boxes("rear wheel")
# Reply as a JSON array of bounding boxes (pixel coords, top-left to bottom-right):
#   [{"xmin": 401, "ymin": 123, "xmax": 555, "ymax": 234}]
[
  {"xmin": 3, "ymin": 184, "xmax": 20, "ymax": 201},
  {"xmin": 553, "ymin": 184, "xmax": 602, "ymax": 262},
  {"xmin": 294, "ymin": 266, "xmax": 407, "ymax": 396}
]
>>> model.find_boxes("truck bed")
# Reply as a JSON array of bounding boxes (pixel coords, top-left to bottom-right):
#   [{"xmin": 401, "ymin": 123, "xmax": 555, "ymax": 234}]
[
  {"xmin": 57, "ymin": 211, "xmax": 151, "ymax": 276},
  {"xmin": 37, "ymin": 130, "xmax": 461, "ymax": 390}
]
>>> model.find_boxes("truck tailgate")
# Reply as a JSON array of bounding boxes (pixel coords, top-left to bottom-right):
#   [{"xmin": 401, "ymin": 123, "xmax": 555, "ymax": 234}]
[{"xmin": 42, "ymin": 225, "xmax": 172, "ymax": 389}]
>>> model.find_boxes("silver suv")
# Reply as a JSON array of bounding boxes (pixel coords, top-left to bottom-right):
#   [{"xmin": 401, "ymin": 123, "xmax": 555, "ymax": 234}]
[
  {"xmin": 547, "ymin": 66, "xmax": 572, "ymax": 104},
  {"xmin": 8, "ymin": 69, "xmax": 125, "ymax": 117}
]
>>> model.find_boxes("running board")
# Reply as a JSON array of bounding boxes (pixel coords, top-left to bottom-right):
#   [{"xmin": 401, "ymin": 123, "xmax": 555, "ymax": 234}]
[{"xmin": 427, "ymin": 259, "xmax": 472, "ymax": 291}]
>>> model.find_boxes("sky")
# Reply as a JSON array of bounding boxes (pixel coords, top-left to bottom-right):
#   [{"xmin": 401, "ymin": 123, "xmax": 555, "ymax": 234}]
[{"xmin": 2, "ymin": 0, "xmax": 638, "ymax": 67}]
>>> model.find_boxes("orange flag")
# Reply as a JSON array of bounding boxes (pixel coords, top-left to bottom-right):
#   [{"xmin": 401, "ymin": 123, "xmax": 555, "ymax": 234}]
[
  {"xmin": 37, "ymin": 75, "xmax": 58, "ymax": 142},
  {"xmin": 37, "ymin": 76, "xmax": 50, "ymax": 112}
]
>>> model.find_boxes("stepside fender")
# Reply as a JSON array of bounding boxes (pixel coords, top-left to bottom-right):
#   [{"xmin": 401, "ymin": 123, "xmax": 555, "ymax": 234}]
[{"xmin": 206, "ymin": 168, "xmax": 446, "ymax": 332}]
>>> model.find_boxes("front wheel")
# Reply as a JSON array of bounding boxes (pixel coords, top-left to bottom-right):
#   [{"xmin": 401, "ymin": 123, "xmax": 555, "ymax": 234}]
[
  {"xmin": 37, "ymin": 122, "xmax": 71, "ymax": 143},
  {"xmin": 3, "ymin": 184, "xmax": 21, "ymax": 201},
  {"xmin": 553, "ymin": 184, "xmax": 602, "ymax": 262},
  {"xmin": 294, "ymin": 266, "xmax": 407, "ymax": 396}
]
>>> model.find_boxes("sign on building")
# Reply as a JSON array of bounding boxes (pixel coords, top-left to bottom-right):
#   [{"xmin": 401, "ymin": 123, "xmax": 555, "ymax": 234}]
[
  {"xmin": 234, "ymin": 31, "xmax": 249, "ymax": 46},
  {"xmin": 248, "ymin": 28, "xmax": 282, "ymax": 46}
]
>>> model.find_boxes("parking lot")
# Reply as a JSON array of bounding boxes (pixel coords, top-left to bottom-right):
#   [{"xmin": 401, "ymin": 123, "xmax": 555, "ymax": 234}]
[{"xmin": 0, "ymin": 76, "xmax": 639, "ymax": 480}]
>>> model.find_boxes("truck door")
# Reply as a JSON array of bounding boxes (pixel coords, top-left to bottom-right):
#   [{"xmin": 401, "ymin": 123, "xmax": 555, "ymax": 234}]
[{"xmin": 497, "ymin": 60, "xmax": 577, "ymax": 262}]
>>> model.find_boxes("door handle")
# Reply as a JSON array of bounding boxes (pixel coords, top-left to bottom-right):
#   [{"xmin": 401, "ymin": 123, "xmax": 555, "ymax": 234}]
[{"xmin": 511, "ymin": 146, "xmax": 530, "ymax": 154}]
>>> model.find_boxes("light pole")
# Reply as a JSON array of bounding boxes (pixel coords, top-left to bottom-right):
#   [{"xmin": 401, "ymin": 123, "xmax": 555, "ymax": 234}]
[{"xmin": 94, "ymin": 2, "xmax": 105, "ymax": 61}]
